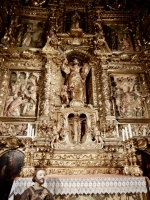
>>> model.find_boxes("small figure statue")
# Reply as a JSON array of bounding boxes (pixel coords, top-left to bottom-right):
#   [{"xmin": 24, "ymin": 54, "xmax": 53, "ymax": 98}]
[
  {"xmin": 51, "ymin": 125, "xmax": 60, "ymax": 148},
  {"xmin": 93, "ymin": 126, "xmax": 104, "ymax": 144},
  {"xmin": 71, "ymin": 10, "xmax": 81, "ymax": 29},
  {"xmin": 39, "ymin": 119, "xmax": 50, "ymax": 136},
  {"xmin": 60, "ymin": 85, "xmax": 69, "ymax": 105},
  {"xmin": 119, "ymin": 35, "xmax": 130, "ymax": 51},
  {"xmin": 20, "ymin": 169, "xmax": 54, "ymax": 200}
]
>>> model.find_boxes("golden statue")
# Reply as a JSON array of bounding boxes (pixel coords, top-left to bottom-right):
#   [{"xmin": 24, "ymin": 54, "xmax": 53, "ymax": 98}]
[{"xmin": 61, "ymin": 57, "xmax": 90, "ymax": 107}]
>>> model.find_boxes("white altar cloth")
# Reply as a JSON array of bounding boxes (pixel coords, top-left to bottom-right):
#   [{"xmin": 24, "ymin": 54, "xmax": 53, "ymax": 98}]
[{"xmin": 8, "ymin": 175, "xmax": 148, "ymax": 200}]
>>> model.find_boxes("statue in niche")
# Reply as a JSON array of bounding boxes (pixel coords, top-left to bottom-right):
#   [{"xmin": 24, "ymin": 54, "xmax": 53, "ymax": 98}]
[
  {"xmin": 25, "ymin": 0, "xmax": 46, "ymax": 7},
  {"xmin": 61, "ymin": 57, "xmax": 90, "ymax": 107},
  {"xmin": 71, "ymin": 10, "xmax": 81, "ymax": 29}
]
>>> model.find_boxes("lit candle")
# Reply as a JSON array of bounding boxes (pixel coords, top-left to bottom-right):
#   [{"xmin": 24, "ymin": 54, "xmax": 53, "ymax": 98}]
[
  {"xmin": 128, "ymin": 124, "xmax": 132, "ymax": 138},
  {"xmin": 125, "ymin": 127, "xmax": 129, "ymax": 140},
  {"xmin": 122, "ymin": 129, "xmax": 125, "ymax": 141}
]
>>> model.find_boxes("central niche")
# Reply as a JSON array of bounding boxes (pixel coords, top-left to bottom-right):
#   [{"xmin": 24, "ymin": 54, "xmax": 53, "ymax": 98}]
[
  {"xmin": 68, "ymin": 113, "xmax": 87, "ymax": 144},
  {"xmin": 65, "ymin": 11, "xmax": 86, "ymax": 32}
]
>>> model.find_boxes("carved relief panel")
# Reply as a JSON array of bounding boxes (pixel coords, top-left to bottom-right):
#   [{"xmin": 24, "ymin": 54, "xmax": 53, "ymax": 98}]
[
  {"xmin": 16, "ymin": 19, "xmax": 46, "ymax": 48},
  {"xmin": 119, "ymin": 124, "xmax": 150, "ymax": 137},
  {"xmin": 4, "ymin": 71, "xmax": 41, "ymax": 117},
  {"xmin": 103, "ymin": 24, "xmax": 133, "ymax": 51},
  {"xmin": 110, "ymin": 75, "xmax": 148, "ymax": 118}
]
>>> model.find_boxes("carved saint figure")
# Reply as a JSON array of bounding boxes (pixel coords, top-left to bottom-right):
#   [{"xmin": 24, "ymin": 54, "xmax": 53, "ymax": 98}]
[
  {"xmin": 60, "ymin": 85, "xmax": 69, "ymax": 105},
  {"xmin": 51, "ymin": 125, "xmax": 60, "ymax": 148},
  {"xmin": 71, "ymin": 11, "xmax": 81, "ymax": 29},
  {"xmin": 61, "ymin": 57, "xmax": 90, "ymax": 106},
  {"xmin": 39, "ymin": 119, "xmax": 50, "ymax": 136},
  {"xmin": 93, "ymin": 126, "xmax": 104, "ymax": 144},
  {"xmin": 20, "ymin": 169, "xmax": 54, "ymax": 200}
]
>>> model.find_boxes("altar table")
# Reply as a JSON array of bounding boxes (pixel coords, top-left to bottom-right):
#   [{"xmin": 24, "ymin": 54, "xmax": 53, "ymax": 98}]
[{"xmin": 9, "ymin": 174, "xmax": 149, "ymax": 200}]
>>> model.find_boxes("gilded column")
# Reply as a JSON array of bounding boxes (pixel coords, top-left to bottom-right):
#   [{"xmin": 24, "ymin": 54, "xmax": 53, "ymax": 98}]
[
  {"xmin": 39, "ymin": 59, "xmax": 51, "ymax": 117},
  {"xmin": 91, "ymin": 64, "xmax": 98, "ymax": 107},
  {"xmin": 140, "ymin": 73, "xmax": 150, "ymax": 117},
  {"xmin": 0, "ymin": 66, "xmax": 9, "ymax": 116},
  {"xmin": 100, "ymin": 57, "xmax": 113, "ymax": 117}
]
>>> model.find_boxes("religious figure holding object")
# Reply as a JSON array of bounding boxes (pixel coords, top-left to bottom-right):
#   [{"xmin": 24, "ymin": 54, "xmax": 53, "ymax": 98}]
[{"xmin": 20, "ymin": 169, "xmax": 54, "ymax": 200}]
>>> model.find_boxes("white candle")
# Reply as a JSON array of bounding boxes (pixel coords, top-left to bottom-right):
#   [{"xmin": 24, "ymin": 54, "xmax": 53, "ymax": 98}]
[
  {"xmin": 29, "ymin": 124, "xmax": 32, "ymax": 137},
  {"xmin": 125, "ymin": 127, "xmax": 129, "ymax": 140},
  {"xmin": 27, "ymin": 123, "xmax": 30, "ymax": 137},
  {"xmin": 122, "ymin": 129, "xmax": 125, "ymax": 141},
  {"xmin": 128, "ymin": 124, "xmax": 132, "ymax": 138},
  {"xmin": 116, "ymin": 124, "xmax": 119, "ymax": 137},
  {"xmin": 31, "ymin": 128, "xmax": 34, "ymax": 138}
]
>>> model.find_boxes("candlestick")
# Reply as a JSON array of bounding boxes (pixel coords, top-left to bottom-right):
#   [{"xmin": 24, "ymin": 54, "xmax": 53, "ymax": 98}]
[
  {"xmin": 128, "ymin": 124, "xmax": 132, "ymax": 138},
  {"xmin": 122, "ymin": 129, "xmax": 125, "ymax": 141},
  {"xmin": 125, "ymin": 127, "xmax": 129, "ymax": 140}
]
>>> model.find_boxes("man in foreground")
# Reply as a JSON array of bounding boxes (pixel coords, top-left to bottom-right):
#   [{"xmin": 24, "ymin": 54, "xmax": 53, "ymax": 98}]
[{"xmin": 20, "ymin": 169, "xmax": 54, "ymax": 200}]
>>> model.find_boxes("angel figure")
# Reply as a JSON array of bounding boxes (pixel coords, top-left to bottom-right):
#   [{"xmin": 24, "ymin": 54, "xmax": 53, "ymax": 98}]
[
  {"xmin": 61, "ymin": 57, "xmax": 90, "ymax": 106},
  {"xmin": 93, "ymin": 126, "xmax": 104, "ymax": 144},
  {"xmin": 51, "ymin": 125, "xmax": 60, "ymax": 149}
]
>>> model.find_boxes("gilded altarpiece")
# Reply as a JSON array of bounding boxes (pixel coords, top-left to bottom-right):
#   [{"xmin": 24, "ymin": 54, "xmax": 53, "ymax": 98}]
[{"xmin": 0, "ymin": 0, "xmax": 150, "ymax": 199}]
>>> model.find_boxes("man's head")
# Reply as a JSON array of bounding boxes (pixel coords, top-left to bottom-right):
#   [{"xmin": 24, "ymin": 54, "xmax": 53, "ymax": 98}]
[{"xmin": 32, "ymin": 169, "xmax": 45, "ymax": 185}]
